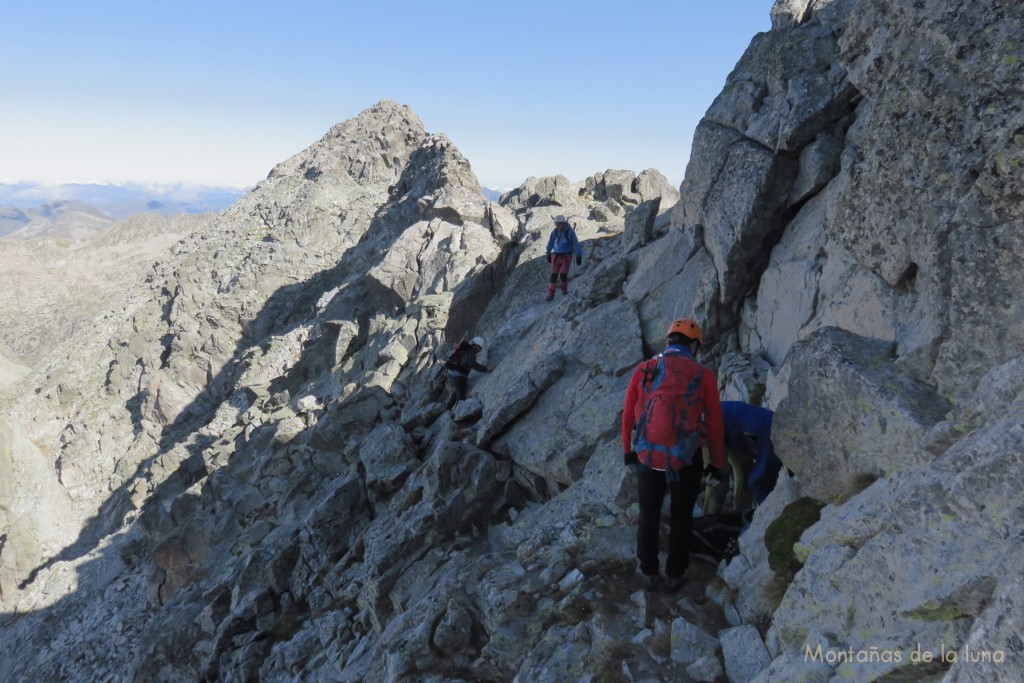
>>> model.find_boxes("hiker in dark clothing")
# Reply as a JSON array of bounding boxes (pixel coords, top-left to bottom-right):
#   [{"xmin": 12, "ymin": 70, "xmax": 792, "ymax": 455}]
[
  {"xmin": 446, "ymin": 336, "xmax": 490, "ymax": 408},
  {"xmin": 622, "ymin": 319, "xmax": 724, "ymax": 594},
  {"xmin": 545, "ymin": 215, "xmax": 583, "ymax": 301}
]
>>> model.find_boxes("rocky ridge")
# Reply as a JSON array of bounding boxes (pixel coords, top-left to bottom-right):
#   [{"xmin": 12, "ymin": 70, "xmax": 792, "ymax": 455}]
[
  {"xmin": 0, "ymin": 212, "xmax": 212, "ymax": 377},
  {"xmin": 0, "ymin": 0, "xmax": 1022, "ymax": 680}
]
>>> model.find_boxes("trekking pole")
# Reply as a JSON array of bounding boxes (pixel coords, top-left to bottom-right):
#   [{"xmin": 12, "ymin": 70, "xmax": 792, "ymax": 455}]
[{"xmin": 701, "ymin": 482, "xmax": 715, "ymax": 516}]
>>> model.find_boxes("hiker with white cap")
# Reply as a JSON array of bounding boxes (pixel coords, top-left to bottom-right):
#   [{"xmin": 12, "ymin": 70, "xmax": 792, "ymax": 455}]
[
  {"xmin": 544, "ymin": 215, "xmax": 583, "ymax": 301},
  {"xmin": 444, "ymin": 336, "xmax": 491, "ymax": 408}
]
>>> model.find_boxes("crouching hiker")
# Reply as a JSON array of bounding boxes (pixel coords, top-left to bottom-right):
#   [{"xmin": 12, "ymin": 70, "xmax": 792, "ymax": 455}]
[
  {"xmin": 704, "ymin": 401, "xmax": 784, "ymax": 514},
  {"xmin": 445, "ymin": 336, "xmax": 490, "ymax": 409},
  {"xmin": 622, "ymin": 319, "xmax": 724, "ymax": 594},
  {"xmin": 545, "ymin": 215, "xmax": 582, "ymax": 301}
]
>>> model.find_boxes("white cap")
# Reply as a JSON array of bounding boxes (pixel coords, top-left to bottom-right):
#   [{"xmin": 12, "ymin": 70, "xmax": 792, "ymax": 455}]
[
  {"xmin": 553, "ymin": 215, "xmax": 567, "ymax": 224},
  {"xmin": 471, "ymin": 336, "xmax": 485, "ymax": 348}
]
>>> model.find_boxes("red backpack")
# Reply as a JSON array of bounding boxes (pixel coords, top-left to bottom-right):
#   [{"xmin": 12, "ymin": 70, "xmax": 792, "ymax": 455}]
[{"xmin": 633, "ymin": 352, "xmax": 707, "ymax": 473}]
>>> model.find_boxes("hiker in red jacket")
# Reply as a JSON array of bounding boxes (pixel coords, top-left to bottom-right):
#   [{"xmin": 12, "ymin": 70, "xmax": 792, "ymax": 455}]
[{"xmin": 622, "ymin": 319, "xmax": 725, "ymax": 594}]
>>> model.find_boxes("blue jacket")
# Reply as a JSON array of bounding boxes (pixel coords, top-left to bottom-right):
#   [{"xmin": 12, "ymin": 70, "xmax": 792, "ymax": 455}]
[
  {"xmin": 722, "ymin": 401, "xmax": 773, "ymax": 458},
  {"xmin": 546, "ymin": 226, "xmax": 582, "ymax": 257},
  {"xmin": 721, "ymin": 401, "xmax": 782, "ymax": 504}
]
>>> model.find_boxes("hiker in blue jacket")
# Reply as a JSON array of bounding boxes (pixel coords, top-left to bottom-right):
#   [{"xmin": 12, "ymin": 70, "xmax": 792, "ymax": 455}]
[
  {"xmin": 445, "ymin": 336, "xmax": 490, "ymax": 408},
  {"xmin": 709, "ymin": 401, "xmax": 784, "ymax": 511},
  {"xmin": 545, "ymin": 215, "xmax": 583, "ymax": 301}
]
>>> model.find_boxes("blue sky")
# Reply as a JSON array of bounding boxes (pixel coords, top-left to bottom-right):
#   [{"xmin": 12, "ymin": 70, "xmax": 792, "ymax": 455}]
[{"xmin": 1, "ymin": 1, "xmax": 771, "ymax": 190}]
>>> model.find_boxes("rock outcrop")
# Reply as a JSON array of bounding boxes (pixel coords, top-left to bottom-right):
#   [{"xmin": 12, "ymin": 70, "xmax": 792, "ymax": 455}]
[
  {"xmin": 700, "ymin": 0, "xmax": 1024, "ymax": 680},
  {"xmin": 0, "ymin": 0, "xmax": 1022, "ymax": 679}
]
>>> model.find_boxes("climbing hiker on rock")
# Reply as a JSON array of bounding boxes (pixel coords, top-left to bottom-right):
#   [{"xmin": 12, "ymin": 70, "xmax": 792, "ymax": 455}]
[
  {"xmin": 445, "ymin": 336, "xmax": 490, "ymax": 409},
  {"xmin": 622, "ymin": 319, "xmax": 725, "ymax": 594},
  {"xmin": 704, "ymin": 401, "xmax": 783, "ymax": 514},
  {"xmin": 544, "ymin": 215, "xmax": 583, "ymax": 301}
]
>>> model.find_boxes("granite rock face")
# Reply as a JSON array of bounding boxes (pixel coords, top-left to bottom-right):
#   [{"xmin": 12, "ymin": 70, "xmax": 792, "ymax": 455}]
[
  {"xmin": 774, "ymin": 327, "xmax": 952, "ymax": 503},
  {"xmin": 1, "ymin": 0, "xmax": 1023, "ymax": 679},
  {"xmin": 704, "ymin": 0, "xmax": 1024, "ymax": 679}
]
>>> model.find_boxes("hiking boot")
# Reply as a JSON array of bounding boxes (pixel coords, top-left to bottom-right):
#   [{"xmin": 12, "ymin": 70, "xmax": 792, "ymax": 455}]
[
  {"xmin": 545, "ymin": 293, "xmax": 554, "ymax": 302},
  {"xmin": 663, "ymin": 573, "xmax": 687, "ymax": 595},
  {"xmin": 636, "ymin": 569, "xmax": 660, "ymax": 592}
]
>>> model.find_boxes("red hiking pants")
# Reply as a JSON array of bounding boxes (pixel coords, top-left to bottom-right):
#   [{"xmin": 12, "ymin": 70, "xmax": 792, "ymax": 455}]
[{"xmin": 547, "ymin": 253, "xmax": 573, "ymax": 295}]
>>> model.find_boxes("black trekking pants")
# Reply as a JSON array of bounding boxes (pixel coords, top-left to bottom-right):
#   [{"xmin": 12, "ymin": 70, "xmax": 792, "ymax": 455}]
[
  {"xmin": 636, "ymin": 462, "xmax": 703, "ymax": 579},
  {"xmin": 447, "ymin": 374, "xmax": 469, "ymax": 408}
]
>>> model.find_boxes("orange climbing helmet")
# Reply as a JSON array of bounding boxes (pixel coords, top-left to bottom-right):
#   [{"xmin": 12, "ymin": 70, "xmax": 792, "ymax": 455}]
[{"xmin": 665, "ymin": 318, "xmax": 703, "ymax": 344}]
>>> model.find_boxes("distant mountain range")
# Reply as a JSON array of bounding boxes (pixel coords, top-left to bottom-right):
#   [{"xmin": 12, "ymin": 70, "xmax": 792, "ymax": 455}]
[
  {"xmin": 482, "ymin": 187, "xmax": 505, "ymax": 202},
  {"xmin": 0, "ymin": 181, "xmax": 246, "ymax": 239}
]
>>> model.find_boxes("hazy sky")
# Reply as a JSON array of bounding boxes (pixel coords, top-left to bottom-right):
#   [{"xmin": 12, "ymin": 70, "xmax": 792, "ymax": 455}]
[{"xmin": 2, "ymin": 1, "xmax": 771, "ymax": 190}]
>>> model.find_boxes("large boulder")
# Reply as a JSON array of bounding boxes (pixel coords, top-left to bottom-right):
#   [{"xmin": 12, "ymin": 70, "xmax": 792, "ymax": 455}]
[
  {"xmin": 765, "ymin": 357, "xmax": 1024, "ymax": 679},
  {"xmin": 365, "ymin": 218, "xmax": 500, "ymax": 306},
  {"xmin": 622, "ymin": 198, "xmax": 660, "ymax": 254},
  {"xmin": 476, "ymin": 351, "xmax": 566, "ymax": 446},
  {"xmin": 632, "ymin": 168, "xmax": 680, "ymax": 206},
  {"xmin": 774, "ymin": 327, "xmax": 951, "ymax": 503},
  {"xmin": 678, "ymin": 0, "xmax": 858, "ymax": 314},
  {"xmin": 743, "ymin": 184, "xmax": 899, "ymax": 371},
  {"xmin": 476, "ymin": 297, "xmax": 643, "ymax": 487},
  {"xmin": 501, "ymin": 175, "xmax": 578, "ymax": 211},
  {"xmin": 358, "ymin": 422, "xmax": 417, "ymax": 497}
]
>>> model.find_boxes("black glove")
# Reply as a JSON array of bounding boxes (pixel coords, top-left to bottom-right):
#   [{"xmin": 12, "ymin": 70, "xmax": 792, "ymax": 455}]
[
  {"xmin": 546, "ymin": 253, "xmax": 552, "ymax": 263},
  {"xmin": 703, "ymin": 464, "xmax": 724, "ymax": 484},
  {"xmin": 624, "ymin": 451, "xmax": 638, "ymax": 467},
  {"xmin": 575, "ymin": 255, "xmax": 582, "ymax": 266}
]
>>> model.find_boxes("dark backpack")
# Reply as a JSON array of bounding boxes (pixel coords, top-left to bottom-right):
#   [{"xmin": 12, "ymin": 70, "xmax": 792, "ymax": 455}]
[
  {"xmin": 444, "ymin": 339, "xmax": 471, "ymax": 372},
  {"xmin": 633, "ymin": 353, "xmax": 707, "ymax": 472},
  {"xmin": 691, "ymin": 513, "xmax": 744, "ymax": 561}
]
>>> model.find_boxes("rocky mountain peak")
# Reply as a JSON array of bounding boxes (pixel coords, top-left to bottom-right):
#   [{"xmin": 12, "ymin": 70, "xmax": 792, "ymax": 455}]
[{"xmin": 267, "ymin": 99, "xmax": 426, "ymax": 187}]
